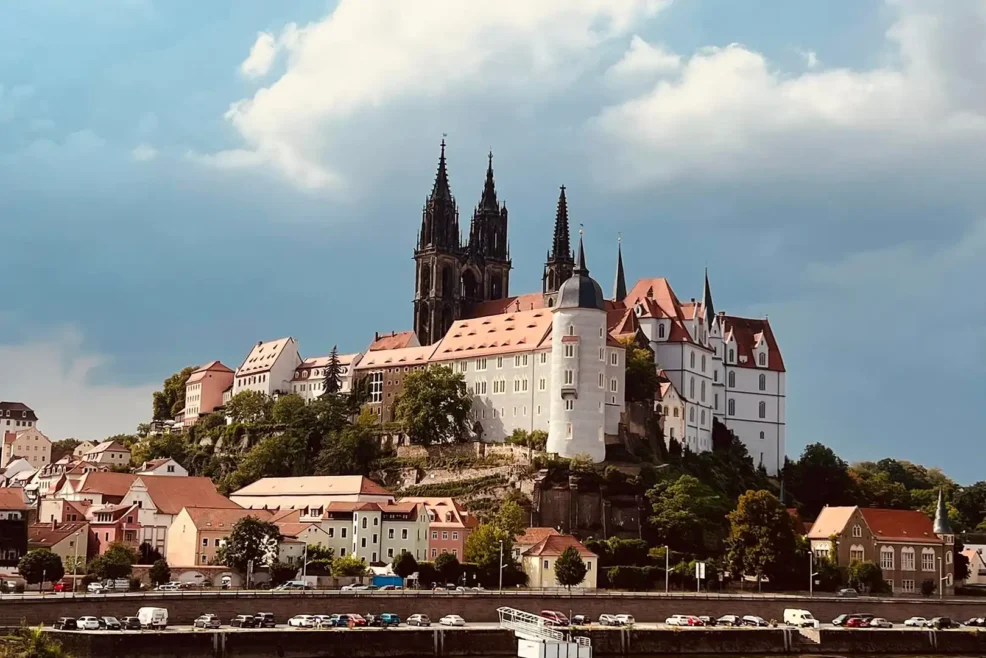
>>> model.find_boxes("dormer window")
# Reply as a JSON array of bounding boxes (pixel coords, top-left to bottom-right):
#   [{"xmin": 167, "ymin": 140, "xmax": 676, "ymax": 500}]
[
  {"xmin": 728, "ymin": 348, "xmax": 735, "ymax": 363},
  {"xmin": 658, "ymin": 324, "xmax": 665, "ymax": 339},
  {"xmin": 758, "ymin": 353, "xmax": 767, "ymax": 367}
]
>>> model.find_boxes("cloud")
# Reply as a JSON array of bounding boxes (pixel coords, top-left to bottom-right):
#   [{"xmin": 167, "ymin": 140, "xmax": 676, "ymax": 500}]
[
  {"xmin": 240, "ymin": 31, "xmax": 279, "ymax": 78},
  {"xmin": 0, "ymin": 329, "xmax": 156, "ymax": 442},
  {"xmin": 208, "ymin": 0, "xmax": 670, "ymax": 188},
  {"xmin": 606, "ymin": 35, "xmax": 681, "ymax": 81},
  {"xmin": 131, "ymin": 143, "xmax": 158, "ymax": 161},
  {"xmin": 0, "ymin": 84, "xmax": 35, "ymax": 123},
  {"xmin": 797, "ymin": 49, "xmax": 819, "ymax": 69},
  {"xmin": 592, "ymin": 1, "xmax": 986, "ymax": 189}
]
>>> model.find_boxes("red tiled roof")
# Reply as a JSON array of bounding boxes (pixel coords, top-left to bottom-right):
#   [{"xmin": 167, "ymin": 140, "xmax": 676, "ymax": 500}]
[
  {"xmin": 467, "ymin": 293, "xmax": 547, "ymax": 318},
  {"xmin": 232, "ymin": 476, "xmax": 392, "ymax": 498},
  {"xmin": 0, "ymin": 487, "xmax": 30, "ymax": 510},
  {"xmin": 137, "ymin": 475, "xmax": 240, "ymax": 515},
  {"xmin": 369, "ymin": 331, "xmax": 417, "ymax": 351},
  {"xmin": 76, "ymin": 472, "xmax": 138, "ymax": 497},
  {"xmin": 325, "ymin": 501, "xmax": 382, "ymax": 513},
  {"xmin": 269, "ymin": 509, "xmax": 301, "ymax": 523},
  {"xmin": 431, "ymin": 310, "xmax": 553, "ymax": 361},
  {"xmin": 187, "ymin": 360, "xmax": 235, "ymax": 383},
  {"xmin": 623, "ymin": 278, "xmax": 694, "ymax": 343},
  {"xmin": 276, "ymin": 522, "xmax": 323, "ymax": 539},
  {"xmin": 721, "ymin": 315, "xmax": 786, "ymax": 372},
  {"xmin": 28, "ymin": 522, "xmax": 88, "ymax": 548},
  {"xmin": 859, "ymin": 508, "xmax": 941, "ymax": 543},
  {"xmin": 184, "ymin": 507, "xmax": 271, "ymax": 530},
  {"xmin": 524, "ymin": 534, "xmax": 596, "ymax": 558},
  {"xmin": 515, "ymin": 527, "xmax": 560, "ymax": 546},
  {"xmin": 787, "ymin": 508, "xmax": 807, "ymax": 535}
]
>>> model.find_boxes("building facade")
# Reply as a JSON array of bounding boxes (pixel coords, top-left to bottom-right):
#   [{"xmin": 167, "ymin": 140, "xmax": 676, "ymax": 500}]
[
  {"xmin": 183, "ymin": 361, "xmax": 235, "ymax": 426},
  {"xmin": 521, "ymin": 534, "xmax": 597, "ymax": 589},
  {"xmin": 320, "ymin": 501, "xmax": 429, "ymax": 564},
  {"xmin": 0, "ymin": 402, "xmax": 38, "ymax": 432},
  {"xmin": 399, "ymin": 497, "xmax": 478, "ymax": 560},
  {"xmin": 27, "ymin": 521, "xmax": 89, "ymax": 571},
  {"xmin": 291, "ymin": 352, "xmax": 363, "ymax": 401},
  {"xmin": 0, "ymin": 488, "xmax": 29, "ymax": 567},
  {"xmin": 1, "ymin": 427, "xmax": 51, "ymax": 469},
  {"xmin": 230, "ymin": 476, "xmax": 395, "ymax": 511},
  {"xmin": 82, "ymin": 440, "xmax": 131, "ymax": 467},
  {"xmin": 233, "ymin": 337, "xmax": 303, "ymax": 398}
]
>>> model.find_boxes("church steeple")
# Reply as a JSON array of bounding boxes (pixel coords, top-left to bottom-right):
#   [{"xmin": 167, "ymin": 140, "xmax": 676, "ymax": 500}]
[
  {"xmin": 479, "ymin": 151, "xmax": 498, "ymax": 211},
  {"xmin": 418, "ymin": 138, "xmax": 460, "ymax": 252},
  {"xmin": 701, "ymin": 268, "xmax": 716, "ymax": 328},
  {"xmin": 431, "ymin": 139, "xmax": 452, "ymax": 202},
  {"xmin": 613, "ymin": 236, "xmax": 627, "ymax": 302},
  {"xmin": 543, "ymin": 185, "xmax": 575, "ymax": 296}
]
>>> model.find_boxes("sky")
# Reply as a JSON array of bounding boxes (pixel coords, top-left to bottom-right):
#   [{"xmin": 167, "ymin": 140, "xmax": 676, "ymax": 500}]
[{"xmin": 1, "ymin": 0, "xmax": 984, "ymax": 482}]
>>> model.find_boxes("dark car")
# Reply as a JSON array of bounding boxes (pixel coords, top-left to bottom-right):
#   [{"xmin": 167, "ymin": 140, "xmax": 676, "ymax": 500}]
[
  {"xmin": 964, "ymin": 617, "xmax": 985, "ymax": 627},
  {"xmin": 717, "ymin": 615, "xmax": 742, "ymax": 627},
  {"xmin": 194, "ymin": 614, "xmax": 222, "ymax": 629},
  {"xmin": 53, "ymin": 618, "xmax": 77, "ymax": 630},
  {"xmin": 98, "ymin": 616, "xmax": 122, "ymax": 630},
  {"xmin": 833, "ymin": 613, "xmax": 872, "ymax": 627},
  {"xmin": 254, "ymin": 612, "xmax": 276, "ymax": 628},
  {"xmin": 231, "ymin": 615, "xmax": 258, "ymax": 628},
  {"xmin": 698, "ymin": 616, "xmax": 718, "ymax": 627},
  {"xmin": 369, "ymin": 613, "xmax": 401, "ymax": 627},
  {"xmin": 120, "ymin": 617, "xmax": 142, "ymax": 630},
  {"xmin": 571, "ymin": 615, "xmax": 589, "ymax": 626},
  {"xmin": 929, "ymin": 617, "xmax": 954, "ymax": 629}
]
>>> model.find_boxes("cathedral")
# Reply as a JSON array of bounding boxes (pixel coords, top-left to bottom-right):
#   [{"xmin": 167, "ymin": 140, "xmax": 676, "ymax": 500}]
[{"xmin": 403, "ymin": 140, "xmax": 788, "ymax": 474}]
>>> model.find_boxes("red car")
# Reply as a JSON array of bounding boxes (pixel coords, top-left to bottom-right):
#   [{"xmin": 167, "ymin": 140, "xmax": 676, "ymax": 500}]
[
  {"xmin": 685, "ymin": 616, "xmax": 706, "ymax": 627},
  {"xmin": 845, "ymin": 617, "xmax": 871, "ymax": 628},
  {"xmin": 53, "ymin": 581, "xmax": 73, "ymax": 592},
  {"xmin": 343, "ymin": 614, "xmax": 368, "ymax": 627},
  {"xmin": 540, "ymin": 611, "xmax": 570, "ymax": 627}
]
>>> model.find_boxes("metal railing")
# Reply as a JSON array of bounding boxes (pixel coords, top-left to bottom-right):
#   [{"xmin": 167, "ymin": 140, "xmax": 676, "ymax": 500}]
[{"xmin": 497, "ymin": 607, "xmax": 565, "ymax": 642}]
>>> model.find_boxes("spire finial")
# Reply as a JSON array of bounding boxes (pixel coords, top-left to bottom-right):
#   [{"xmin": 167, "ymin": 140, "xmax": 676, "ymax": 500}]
[
  {"xmin": 613, "ymin": 232, "xmax": 627, "ymax": 302},
  {"xmin": 575, "ymin": 224, "xmax": 588, "ymax": 276},
  {"xmin": 934, "ymin": 488, "xmax": 953, "ymax": 535},
  {"xmin": 431, "ymin": 135, "xmax": 452, "ymax": 201}
]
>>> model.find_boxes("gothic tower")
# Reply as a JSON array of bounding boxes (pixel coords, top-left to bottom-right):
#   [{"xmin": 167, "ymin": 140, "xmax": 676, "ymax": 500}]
[
  {"xmin": 542, "ymin": 186, "xmax": 575, "ymax": 305},
  {"xmin": 414, "ymin": 140, "xmax": 463, "ymax": 346},
  {"xmin": 465, "ymin": 152, "xmax": 511, "ymax": 305}
]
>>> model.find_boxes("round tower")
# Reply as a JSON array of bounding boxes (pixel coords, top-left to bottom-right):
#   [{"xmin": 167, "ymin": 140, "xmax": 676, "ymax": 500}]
[{"xmin": 547, "ymin": 231, "xmax": 608, "ymax": 462}]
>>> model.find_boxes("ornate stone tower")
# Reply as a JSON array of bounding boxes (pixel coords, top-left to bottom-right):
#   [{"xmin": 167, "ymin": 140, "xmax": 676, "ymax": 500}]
[
  {"xmin": 464, "ymin": 152, "xmax": 511, "ymax": 305},
  {"xmin": 413, "ymin": 140, "xmax": 463, "ymax": 346},
  {"xmin": 542, "ymin": 186, "xmax": 575, "ymax": 306}
]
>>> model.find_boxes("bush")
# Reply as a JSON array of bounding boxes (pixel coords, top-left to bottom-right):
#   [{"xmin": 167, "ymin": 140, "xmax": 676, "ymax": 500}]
[
  {"xmin": 129, "ymin": 577, "xmax": 142, "ymax": 591},
  {"xmin": 921, "ymin": 579, "xmax": 936, "ymax": 597},
  {"xmin": 605, "ymin": 566, "xmax": 662, "ymax": 591},
  {"xmin": 13, "ymin": 583, "xmax": 25, "ymax": 593}
]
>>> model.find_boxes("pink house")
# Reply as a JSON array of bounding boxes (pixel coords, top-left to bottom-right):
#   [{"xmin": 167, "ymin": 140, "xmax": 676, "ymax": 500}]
[
  {"xmin": 89, "ymin": 503, "xmax": 142, "ymax": 555},
  {"xmin": 399, "ymin": 497, "xmax": 478, "ymax": 561},
  {"xmin": 184, "ymin": 361, "xmax": 235, "ymax": 426}
]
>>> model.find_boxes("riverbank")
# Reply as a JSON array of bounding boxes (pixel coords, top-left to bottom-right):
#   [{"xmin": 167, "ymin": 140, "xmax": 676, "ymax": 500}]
[{"xmin": 46, "ymin": 626, "xmax": 986, "ymax": 657}]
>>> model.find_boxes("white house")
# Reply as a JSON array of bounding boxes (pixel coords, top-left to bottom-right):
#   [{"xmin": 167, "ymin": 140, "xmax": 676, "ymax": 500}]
[
  {"xmin": 521, "ymin": 533, "xmax": 598, "ymax": 589},
  {"xmin": 134, "ymin": 458, "xmax": 187, "ymax": 477},
  {"xmin": 233, "ymin": 337, "xmax": 303, "ymax": 398},
  {"xmin": 319, "ymin": 501, "xmax": 430, "ymax": 564},
  {"xmin": 82, "ymin": 440, "xmax": 131, "ymax": 467},
  {"xmin": 291, "ymin": 352, "xmax": 363, "ymax": 401}
]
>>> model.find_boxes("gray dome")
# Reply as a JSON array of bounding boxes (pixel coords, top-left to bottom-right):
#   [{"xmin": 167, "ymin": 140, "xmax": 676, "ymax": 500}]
[{"xmin": 557, "ymin": 235, "xmax": 606, "ymax": 311}]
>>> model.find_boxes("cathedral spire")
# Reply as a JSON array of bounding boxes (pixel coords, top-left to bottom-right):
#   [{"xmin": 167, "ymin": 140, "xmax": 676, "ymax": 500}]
[
  {"xmin": 701, "ymin": 268, "xmax": 716, "ymax": 328},
  {"xmin": 431, "ymin": 138, "xmax": 453, "ymax": 202},
  {"xmin": 552, "ymin": 186, "xmax": 571, "ymax": 260},
  {"xmin": 934, "ymin": 488, "xmax": 953, "ymax": 535},
  {"xmin": 479, "ymin": 151, "xmax": 498, "ymax": 210},
  {"xmin": 574, "ymin": 227, "xmax": 588, "ymax": 276},
  {"xmin": 613, "ymin": 235, "xmax": 627, "ymax": 302}
]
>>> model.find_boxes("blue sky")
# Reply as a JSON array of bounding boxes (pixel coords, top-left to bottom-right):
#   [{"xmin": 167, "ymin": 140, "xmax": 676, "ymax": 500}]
[{"xmin": 1, "ymin": 1, "xmax": 984, "ymax": 482}]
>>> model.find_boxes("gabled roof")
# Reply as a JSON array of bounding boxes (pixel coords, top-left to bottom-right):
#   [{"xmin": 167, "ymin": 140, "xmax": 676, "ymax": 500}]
[
  {"xmin": 232, "ymin": 476, "xmax": 392, "ymax": 498},
  {"xmin": 624, "ymin": 278, "xmax": 694, "ymax": 343},
  {"xmin": 136, "ymin": 475, "xmax": 239, "ymax": 515},
  {"xmin": 296, "ymin": 353, "xmax": 360, "ymax": 370},
  {"xmin": 368, "ymin": 331, "xmax": 419, "ymax": 352},
  {"xmin": 269, "ymin": 509, "xmax": 301, "ymax": 523},
  {"xmin": 0, "ymin": 402, "xmax": 38, "ymax": 422},
  {"xmin": 136, "ymin": 457, "xmax": 176, "ymax": 472},
  {"xmin": 87, "ymin": 440, "xmax": 129, "ymax": 454},
  {"xmin": 183, "ymin": 507, "xmax": 271, "ymax": 530},
  {"xmin": 523, "ymin": 534, "xmax": 596, "ymax": 558},
  {"xmin": 324, "ymin": 501, "xmax": 419, "ymax": 515},
  {"xmin": 399, "ymin": 497, "xmax": 478, "ymax": 528},
  {"xmin": 276, "ymin": 522, "xmax": 325, "ymax": 539},
  {"xmin": 355, "ymin": 345, "xmax": 436, "ymax": 371},
  {"xmin": 467, "ymin": 293, "xmax": 546, "ymax": 318},
  {"xmin": 0, "ymin": 487, "xmax": 30, "ymax": 510},
  {"xmin": 720, "ymin": 315, "xmax": 786, "ymax": 372},
  {"xmin": 186, "ymin": 361, "xmax": 235, "ymax": 384},
  {"xmin": 515, "ymin": 527, "xmax": 560, "ymax": 546},
  {"xmin": 807, "ymin": 506, "xmax": 858, "ymax": 540},
  {"xmin": 237, "ymin": 337, "xmax": 297, "ymax": 376},
  {"xmin": 860, "ymin": 508, "xmax": 941, "ymax": 543},
  {"xmin": 76, "ymin": 472, "xmax": 138, "ymax": 497},
  {"xmin": 431, "ymin": 309, "xmax": 553, "ymax": 362},
  {"xmin": 28, "ymin": 522, "xmax": 88, "ymax": 548}
]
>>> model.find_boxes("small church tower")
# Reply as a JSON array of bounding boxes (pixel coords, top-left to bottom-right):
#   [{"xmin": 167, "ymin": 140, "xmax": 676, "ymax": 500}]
[
  {"xmin": 547, "ymin": 232, "xmax": 608, "ymax": 462},
  {"xmin": 542, "ymin": 186, "xmax": 575, "ymax": 305}
]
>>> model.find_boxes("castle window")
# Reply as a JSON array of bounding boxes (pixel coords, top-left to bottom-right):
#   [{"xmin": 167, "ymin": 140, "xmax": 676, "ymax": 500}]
[
  {"xmin": 902, "ymin": 547, "xmax": 915, "ymax": 571},
  {"xmin": 689, "ymin": 407, "xmax": 695, "ymax": 422},
  {"xmin": 759, "ymin": 431, "xmax": 764, "ymax": 440},
  {"xmin": 568, "ymin": 325, "xmax": 574, "ymax": 336},
  {"xmin": 540, "ymin": 353, "xmax": 547, "ymax": 364},
  {"xmin": 673, "ymin": 408, "xmax": 678, "ymax": 418},
  {"xmin": 599, "ymin": 328, "xmax": 603, "ymax": 338},
  {"xmin": 728, "ymin": 348, "xmax": 735, "ymax": 362},
  {"xmin": 758, "ymin": 402, "xmax": 766, "ymax": 419},
  {"xmin": 598, "ymin": 373, "xmax": 604, "ymax": 388},
  {"xmin": 564, "ymin": 344, "xmax": 575, "ymax": 358},
  {"xmin": 539, "ymin": 378, "xmax": 546, "ymax": 391},
  {"xmin": 701, "ymin": 355, "xmax": 706, "ymax": 372},
  {"xmin": 564, "ymin": 370, "xmax": 574, "ymax": 385},
  {"xmin": 599, "ymin": 348, "xmax": 604, "ymax": 361},
  {"xmin": 714, "ymin": 393, "xmax": 719, "ymax": 410},
  {"xmin": 689, "ymin": 377, "xmax": 695, "ymax": 399},
  {"xmin": 700, "ymin": 409, "xmax": 705, "ymax": 425},
  {"xmin": 476, "ymin": 358, "xmax": 487, "ymax": 371},
  {"xmin": 701, "ymin": 381, "xmax": 706, "ymax": 402},
  {"xmin": 565, "ymin": 400, "xmax": 574, "ymax": 411},
  {"xmin": 727, "ymin": 399, "xmax": 735, "ymax": 416},
  {"xmin": 727, "ymin": 371, "xmax": 735, "ymax": 388},
  {"xmin": 609, "ymin": 378, "xmax": 618, "ymax": 393},
  {"xmin": 759, "ymin": 374, "xmax": 766, "ymax": 391},
  {"xmin": 759, "ymin": 353, "xmax": 767, "ymax": 366},
  {"xmin": 690, "ymin": 352, "xmax": 696, "ymax": 368},
  {"xmin": 880, "ymin": 546, "xmax": 894, "ymax": 570},
  {"xmin": 946, "ymin": 551, "xmax": 952, "ymax": 565},
  {"xmin": 497, "ymin": 357, "xmax": 503, "ymax": 369},
  {"xmin": 922, "ymin": 549, "xmax": 935, "ymax": 571},
  {"xmin": 610, "ymin": 352, "xmax": 618, "ymax": 366},
  {"xmin": 658, "ymin": 324, "xmax": 665, "ymax": 339}
]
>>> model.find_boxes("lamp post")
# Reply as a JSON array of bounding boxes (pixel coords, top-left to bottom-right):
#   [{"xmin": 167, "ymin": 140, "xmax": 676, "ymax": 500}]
[
  {"xmin": 938, "ymin": 556, "xmax": 944, "ymax": 601},
  {"xmin": 664, "ymin": 546, "xmax": 669, "ymax": 594},
  {"xmin": 808, "ymin": 549, "xmax": 818, "ymax": 598},
  {"xmin": 498, "ymin": 540, "xmax": 504, "ymax": 592},
  {"xmin": 72, "ymin": 531, "xmax": 81, "ymax": 599},
  {"xmin": 302, "ymin": 544, "xmax": 308, "ymax": 579}
]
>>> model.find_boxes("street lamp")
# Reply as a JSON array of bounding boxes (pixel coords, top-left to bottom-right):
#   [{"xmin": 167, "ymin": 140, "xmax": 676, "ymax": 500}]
[
  {"xmin": 71, "ymin": 531, "xmax": 81, "ymax": 599},
  {"xmin": 938, "ymin": 556, "xmax": 944, "ymax": 601},
  {"xmin": 808, "ymin": 549, "xmax": 818, "ymax": 598},
  {"xmin": 664, "ymin": 546, "xmax": 669, "ymax": 594},
  {"xmin": 498, "ymin": 540, "xmax": 504, "ymax": 592}
]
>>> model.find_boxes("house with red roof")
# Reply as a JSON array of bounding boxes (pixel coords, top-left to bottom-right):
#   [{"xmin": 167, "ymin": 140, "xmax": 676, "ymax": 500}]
[
  {"xmin": 400, "ymin": 497, "xmax": 479, "ymax": 560},
  {"xmin": 233, "ymin": 337, "xmax": 302, "ymax": 398},
  {"xmin": 183, "ymin": 361, "xmax": 235, "ymax": 427},
  {"xmin": 291, "ymin": 352, "xmax": 363, "ymax": 401},
  {"xmin": 520, "ymin": 533, "xmax": 597, "ymax": 589},
  {"xmin": 808, "ymin": 492, "xmax": 955, "ymax": 596}
]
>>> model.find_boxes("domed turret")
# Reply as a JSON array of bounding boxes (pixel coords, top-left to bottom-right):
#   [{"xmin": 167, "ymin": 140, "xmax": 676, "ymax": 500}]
[{"xmin": 557, "ymin": 235, "xmax": 605, "ymax": 311}]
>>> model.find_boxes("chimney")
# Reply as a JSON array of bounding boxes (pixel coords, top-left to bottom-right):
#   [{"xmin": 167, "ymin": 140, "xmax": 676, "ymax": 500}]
[{"xmin": 51, "ymin": 518, "xmax": 58, "ymax": 530}]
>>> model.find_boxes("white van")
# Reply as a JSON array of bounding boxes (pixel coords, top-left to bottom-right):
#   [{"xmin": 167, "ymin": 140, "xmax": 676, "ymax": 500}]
[
  {"xmin": 784, "ymin": 609, "xmax": 819, "ymax": 628},
  {"xmin": 137, "ymin": 607, "xmax": 168, "ymax": 629}
]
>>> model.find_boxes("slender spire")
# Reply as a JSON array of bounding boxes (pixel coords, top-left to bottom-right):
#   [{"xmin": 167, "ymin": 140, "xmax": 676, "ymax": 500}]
[
  {"xmin": 479, "ymin": 151, "xmax": 498, "ymax": 210},
  {"xmin": 574, "ymin": 226, "xmax": 588, "ymax": 276},
  {"xmin": 551, "ymin": 185, "xmax": 571, "ymax": 260},
  {"xmin": 934, "ymin": 488, "xmax": 953, "ymax": 535},
  {"xmin": 613, "ymin": 234, "xmax": 627, "ymax": 302},
  {"xmin": 701, "ymin": 267, "xmax": 716, "ymax": 327},
  {"xmin": 430, "ymin": 138, "xmax": 452, "ymax": 201}
]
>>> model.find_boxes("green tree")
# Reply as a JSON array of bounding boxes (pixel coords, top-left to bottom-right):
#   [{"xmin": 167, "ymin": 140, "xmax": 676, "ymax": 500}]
[
  {"xmin": 17, "ymin": 550, "xmax": 65, "ymax": 586},
  {"xmin": 393, "ymin": 366, "xmax": 472, "ymax": 445},
  {"xmin": 138, "ymin": 543, "xmax": 164, "ymax": 565},
  {"xmin": 953, "ymin": 482, "xmax": 986, "ymax": 530},
  {"xmin": 726, "ymin": 489, "xmax": 798, "ymax": 587},
  {"xmin": 321, "ymin": 346, "xmax": 342, "ymax": 396},
  {"xmin": 847, "ymin": 560, "xmax": 886, "ymax": 594},
  {"xmin": 216, "ymin": 516, "xmax": 281, "ymax": 573},
  {"xmin": 307, "ymin": 544, "xmax": 335, "ymax": 561},
  {"xmin": 392, "ymin": 551, "xmax": 418, "ymax": 579},
  {"xmin": 921, "ymin": 579, "xmax": 936, "ymax": 597},
  {"xmin": 229, "ymin": 432, "xmax": 306, "ymax": 490},
  {"xmin": 315, "ymin": 424, "xmax": 380, "ymax": 476},
  {"xmin": 2, "ymin": 625, "xmax": 68, "ymax": 658},
  {"xmin": 849, "ymin": 464, "xmax": 911, "ymax": 509},
  {"xmin": 434, "ymin": 553, "xmax": 461, "ymax": 584},
  {"xmin": 49, "ymin": 439, "xmax": 81, "ymax": 464},
  {"xmin": 465, "ymin": 523, "xmax": 515, "ymax": 585},
  {"xmin": 225, "ymin": 390, "xmax": 274, "ymax": 424},
  {"xmin": 787, "ymin": 444, "xmax": 857, "ymax": 518},
  {"xmin": 269, "ymin": 561, "xmax": 298, "ymax": 585},
  {"xmin": 494, "ymin": 499, "xmax": 527, "ymax": 537},
  {"xmin": 568, "ymin": 453, "xmax": 595, "ymax": 475},
  {"xmin": 88, "ymin": 542, "xmax": 139, "ymax": 580},
  {"xmin": 554, "ymin": 546, "xmax": 588, "ymax": 590},
  {"xmin": 647, "ymin": 474, "xmax": 729, "ymax": 555},
  {"xmin": 619, "ymin": 337, "xmax": 659, "ymax": 403},
  {"xmin": 331, "ymin": 554, "xmax": 369, "ymax": 577},
  {"xmin": 152, "ymin": 366, "xmax": 195, "ymax": 420},
  {"xmin": 272, "ymin": 394, "xmax": 307, "ymax": 425},
  {"xmin": 148, "ymin": 559, "xmax": 171, "ymax": 586}
]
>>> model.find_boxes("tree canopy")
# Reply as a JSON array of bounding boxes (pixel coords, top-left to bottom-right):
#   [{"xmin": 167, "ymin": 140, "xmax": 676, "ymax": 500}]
[
  {"xmin": 87, "ymin": 542, "xmax": 138, "ymax": 580},
  {"xmin": 394, "ymin": 366, "xmax": 472, "ymax": 445},
  {"xmin": 647, "ymin": 474, "xmax": 729, "ymax": 555},
  {"xmin": 392, "ymin": 551, "xmax": 418, "ymax": 579},
  {"xmin": 152, "ymin": 366, "xmax": 195, "ymax": 420},
  {"xmin": 554, "ymin": 546, "xmax": 588, "ymax": 590},
  {"xmin": 619, "ymin": 337, "xmax": 659, "ymax": 403},
  {"xmin": 18, "ymin": 550, "xmax": 64, "ymax": 585},
  {"xmin": 217, "ymin": 516, "xmax": 281, "ymax": 573},
  {"xmin": 331, "ymin": 554, "xmax": 369, "ymax": 577},
  {"xmin": 148, "ymin": 559, "xmax": 171, "ymax": 585},
  {"xmin": 434, "ymin": 552, "xmax": 462, "ymax": 584},
  {"xmin": 726, "ymin": 490, "xmax": 799, "ymax": 585}
]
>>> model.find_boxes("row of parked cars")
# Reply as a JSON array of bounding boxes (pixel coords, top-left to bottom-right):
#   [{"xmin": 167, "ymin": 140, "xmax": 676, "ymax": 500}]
[
  {"xmin": 53, "ymin": 608, "xmax": 168, "ymax": 631},
  {"xmin": 834, "ymin": 614, "xmax": 975, "ymax": 629}
]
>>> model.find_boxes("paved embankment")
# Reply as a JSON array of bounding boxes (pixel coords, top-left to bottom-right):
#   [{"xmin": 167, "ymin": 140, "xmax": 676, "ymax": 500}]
[
  {"xmin": 5, "ymin": 590, "xmax": 986, "ymax": 626},
  {"xmin": 47, "ymin": 626, "xmax": 986, "ymax": 657}
]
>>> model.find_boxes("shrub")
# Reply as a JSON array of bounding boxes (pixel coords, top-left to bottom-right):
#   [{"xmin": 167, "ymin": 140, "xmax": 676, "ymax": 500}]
[{"xmin": 921, "ymin": 579, "xmax": 936, "ymax": 597}]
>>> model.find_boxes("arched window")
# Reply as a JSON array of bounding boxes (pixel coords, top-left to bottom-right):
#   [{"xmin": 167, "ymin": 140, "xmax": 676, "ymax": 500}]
[
  {"xmin": 658, "ymin": 323, "xmax": 665, "ymax": 339},
  {"xmin": 689, "ymin": 377, "xmax": 695, "ymax": 399},
  {"xmin": 689, "ymin": 407, "xmax": 695, "ymax": 422},
  {"xmin": 728, "ymin": 348, "xmax": 735, "ymax": 362},
  {"xmin": 759, "ymin": 352, "xmax": 766, "ymax": 366},
  {"xmin": 727, "ymin": 399, "xmax": 735, "ymax": 416},
  {"xmin": 946, "ymin": 551, "xmax": 953, "ymax": 565},
  {"xmin": 673, "ymin": 408, "xmax": 679, "ymax": 418},
  {"xmin": 701, "ymin": 355, "xmax": 706, "ymax": 372},
  {"xmin": 850, "ymin": 545, "xmax": 865, "ymax": 562},
  {"xmin": 727, "ymin": 371, "xmax": 735, "ymax": 388},
  {"xmin": 901, "ymin": 547, "xmax": 915, "ymax": 571},
  {"xmin": 759, "ymin": 374, "xmax": 766, "ymax": 391},
  {"xmin": 852, "ymin": 525, "xmax": 862, "ymax": 538},
  {"xmin": 759, "ymin": 431, "xmax": 764, "ymax": 440},
  {"xmin": 701, "ymin": 381, "xmax": 706, "ymax": 401},
  {"xmin": 922, "ymin": 548, "xmax": 935, "ymax": 571},
  {"xmin": 690, "ymin": 352, "xmax": 696, "ymax": 368},
  {"xmin": 758, "ymin": 402, "xmax": 766, "ymax": 419},
  {"xmin": 700, "ymin": 410, "xmax": 705, "ymax": 425},
  {"xmin": 880, "ymin": 546, "xmax": 895, "ymax": 570}
]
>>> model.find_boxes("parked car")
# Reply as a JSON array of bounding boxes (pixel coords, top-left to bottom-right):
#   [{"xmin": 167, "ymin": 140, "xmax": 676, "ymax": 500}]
[
  {"xmin": 870, "ymin": 618, "xmax": 892, "ymax": 628},
  {"xmin": 833, "ymin": 614, "xmax": 872, "ymax": 627},
  {"xmin": 120, "ymin": 617, "xmax": 142, "ymax": 630},
  {"xmin": 155, "ymin": 583, "xmax": 180, "ymax": 591},
  {"xmin": 53, "ymin": 618, "xmax": 78, "ymax": 630},
  {"xmin": 193, "ymin": 614, "xmax": 222, "ymax": 629},
  {"xmin": 289, "ymin": 615, "xmax": 316, "ymax": 628},
  {"xmin": 540, "ymin": 610, "xmax": 570, "ymax": 626},
  {"xmin": 698, "ymin": 616, "xmax": 717, "ymax": 627},
  {"xmin": 846, "ymin": 617, "xmax": 871, "ymax": 628},
  {"xmin": 370, "ymin": 613, "xmax": 401, "ymax": 627},
  {"xmin": 903, "ymin": 616, "xmax": 928, "ymax": 627},
  {"xmin": 717, "ymin": 615, "xmax": 743, "ymax": 627},
  {"xmin": 836, "ymin": 588, "xmax": 859, "ymax": 598},
  {"xmin": 276, "ymin": 581, "xmax": 313, "ymax": 591},
  {"xmin": 76, "ymin": 617, "xmax": 100, "ymax": 631},
  {"xmin": 230, "ymin": 615, "xmax": 257, "ymax": 628},
  {"xmin": 379, "ymin": 585, "xmax": 403, "ymax": 591},
  {"xmin": 742, "ymin": 616, "xmax": 768, "ymax": 627},
  {"xmin": 615, "ymin": 614, "xmax": 636, "ymax": 626},
  {"xmin": 963, "ymin": 617, "xmax": 985, "ymax": 627},
  {"xmin": 87, "ymin": 582, "xmax": 106, "ymax": 594},
  {"xmin": 928, "ymin": 617, "xmax": 954, "ymax": 629},
  {"xmin": 665, "ymin": 615, "xmax": 690, "ymax": 626},
  {"xmin": 571, "ymin": 615, "xmax": 589, "ymax": 626},
  {"xmin": 314, "ymin": 615, "xmax": 336, "ymax": 627},
  {"xmin": 98, "ymin": 616, "xmax": 122, "ymax": 630},
  {"xmin": 53, "ymin": 581, "xmax": 72, "ymax": 592},
  {"xmin": 407, "ymin": 614, "xmax": 431, "ymax": 627},
  {"xmin": 598, "ymin": 614, "xmax": 622, "ymax": 626},
  {"xmin": 440, "ymin": 615, "xmax": 466, "ymax": 627},
  {"xmin": 784, "ymin": 609, "xmax": 819, "ymax": 628},
  {"xmin": 137, "ymin": 607, "xmax": 168, "ymax": 630},
  {"xmin": 254, "ymin": 612, "xmax": 277, "ymax": 628}
]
